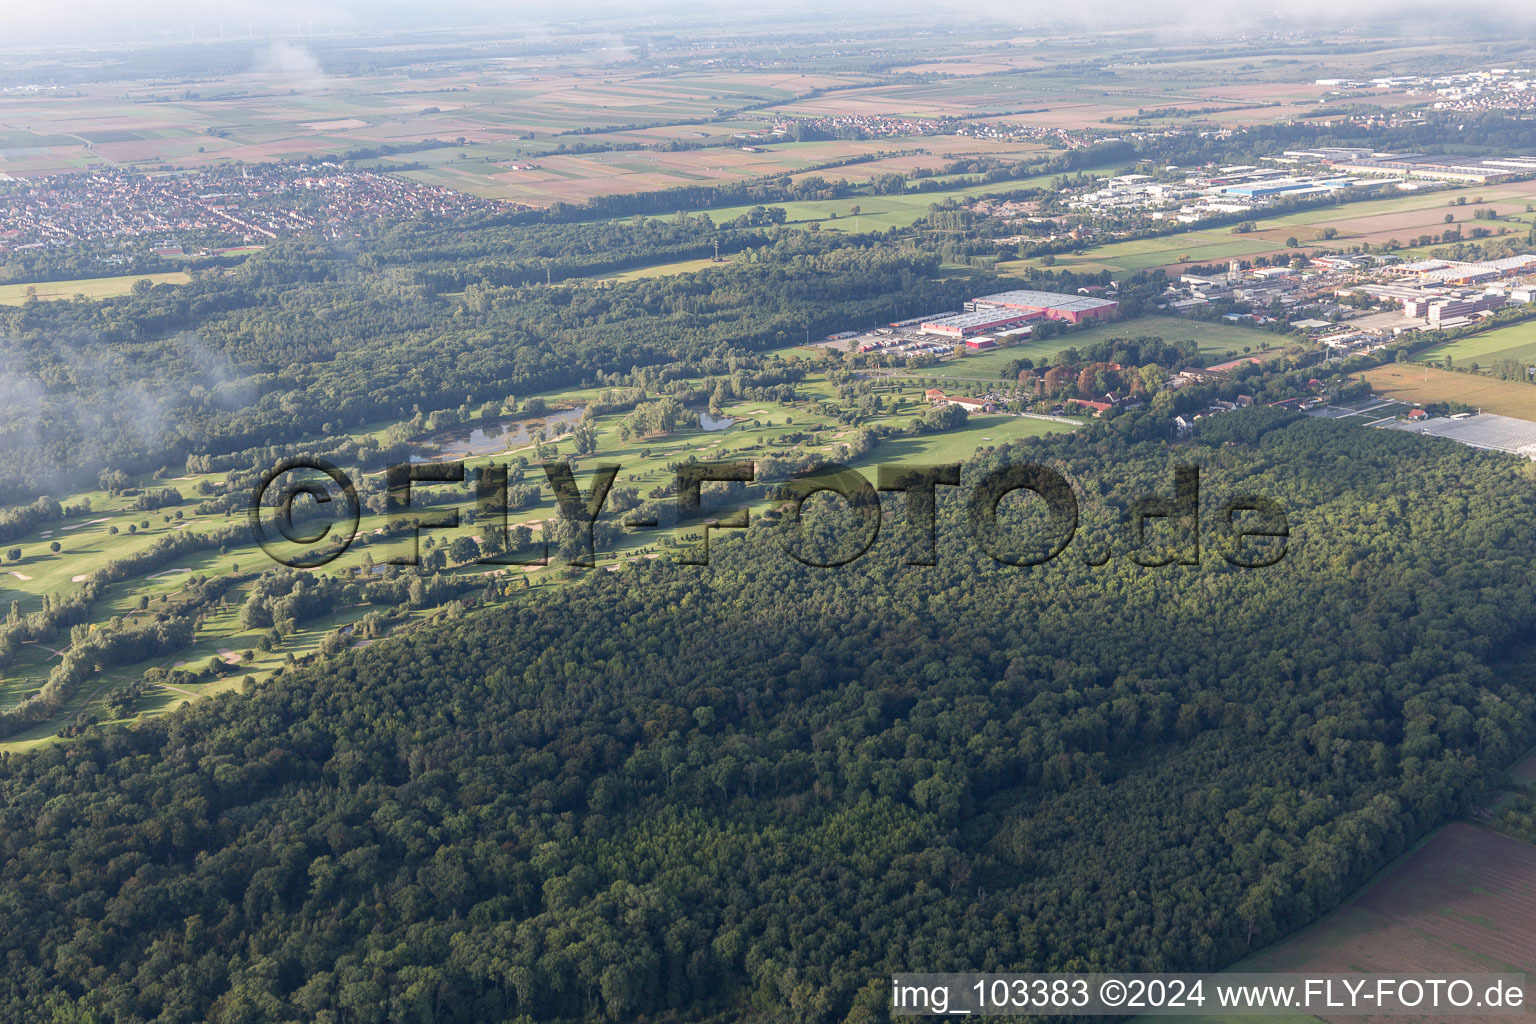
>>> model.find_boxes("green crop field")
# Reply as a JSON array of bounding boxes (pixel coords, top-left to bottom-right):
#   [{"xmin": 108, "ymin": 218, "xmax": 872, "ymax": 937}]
[
  {"xmin": 1415, "ymin": 319, "xmax": 1536, "ymax": 367},
  {"xmin": 0, "ymin": 272, "xmax": 190, "ymax": 305}
]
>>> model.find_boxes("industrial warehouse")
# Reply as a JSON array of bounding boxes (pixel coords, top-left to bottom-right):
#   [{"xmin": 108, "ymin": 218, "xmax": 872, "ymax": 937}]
[
  {"xmin": 823, "ymin": 288, "xmax": 1122, "ymax": 355},
  {"xmin": 1340, "ymin": 254, "xmax": 1536, "ymax": 331},
  {"xmin": 919, "ymin": 290, "xmax": 1121, "ymax": 337}
]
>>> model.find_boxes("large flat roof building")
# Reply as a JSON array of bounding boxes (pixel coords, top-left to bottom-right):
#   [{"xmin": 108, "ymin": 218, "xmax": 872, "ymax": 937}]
[
  {"xmin": 969, "ymin": 289, "xmax": 1120, "ymax": 324},
  {"xmin": 920, "ymin": 308, "xmax": 1042, "ymax": 338}
]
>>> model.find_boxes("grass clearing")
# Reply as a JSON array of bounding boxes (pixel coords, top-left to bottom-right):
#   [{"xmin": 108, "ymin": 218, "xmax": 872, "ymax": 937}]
[
  {"xmin": 587, "ymin": 256, "xmax": 724, "ymax": 283},
  {"xmin": 0, "ymin": 272, "xmax": 190, "ymax": 305}
]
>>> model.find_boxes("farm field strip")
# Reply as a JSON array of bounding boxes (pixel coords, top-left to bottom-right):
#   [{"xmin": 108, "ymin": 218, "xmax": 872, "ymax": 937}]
[
  {"xmin": 1365, "ymin": 363, "xmax": 1536, "ymax": 421},
  {"xmin": 1238, "ymin": 823, "xmax": 1536, "ymax": 978}
]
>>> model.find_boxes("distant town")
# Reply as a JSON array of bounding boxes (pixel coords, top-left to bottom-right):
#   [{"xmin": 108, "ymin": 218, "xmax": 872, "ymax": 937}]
[
  {"xmin": 0, "ymin": 163, "xmax": 503, "ymax": 256},
  {"xmin": 1319, "ymin": 66, "xmax": 1536, "ymax": 113}
]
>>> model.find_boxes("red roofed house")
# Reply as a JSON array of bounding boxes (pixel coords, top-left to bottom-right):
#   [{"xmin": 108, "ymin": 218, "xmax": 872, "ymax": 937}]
[
  {"xmin": 1068, "ymin": 399, "xmax": 1114, "ymax": 416},
  {"xmin": 927, "ymin": 389, "xmax": 996, "ymax": 413}
]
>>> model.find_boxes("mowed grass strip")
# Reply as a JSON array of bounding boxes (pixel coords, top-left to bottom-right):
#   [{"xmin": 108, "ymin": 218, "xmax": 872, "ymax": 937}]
[
  {"xmin": 0, "ymin": 272, "xmax": 190, "ymax": 305},
  {"xmin": 1365, "ymin": 362, "xmax": 1536, "ymax": 420}
]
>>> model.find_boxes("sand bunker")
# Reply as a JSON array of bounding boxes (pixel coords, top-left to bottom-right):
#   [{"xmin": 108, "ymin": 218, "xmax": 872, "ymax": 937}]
[
  {"xmin": 8, "ymin": 571, "xmax": 33, "ymax": 580},
  {"xmin": 61, "ymin": 517, "xmax": 111, "ymax": 531}
]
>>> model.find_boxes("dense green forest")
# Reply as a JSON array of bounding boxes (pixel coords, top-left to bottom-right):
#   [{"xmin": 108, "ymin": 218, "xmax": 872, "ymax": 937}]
[{"xmin": 1, "ymin": 417, "xmax": 1532, "ymax": 1023}]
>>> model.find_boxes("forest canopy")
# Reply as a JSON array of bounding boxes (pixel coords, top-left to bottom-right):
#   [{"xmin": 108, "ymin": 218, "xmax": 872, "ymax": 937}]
[{"xmin": 0, "ymin": 419, "xmax": 1531, "ymax": 1023}]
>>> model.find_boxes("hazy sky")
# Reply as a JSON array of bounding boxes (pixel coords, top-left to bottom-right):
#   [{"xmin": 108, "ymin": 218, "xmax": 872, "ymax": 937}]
[{"xmin": 7, "ymin": 0, "xmax": 1536, "ymax": 48}]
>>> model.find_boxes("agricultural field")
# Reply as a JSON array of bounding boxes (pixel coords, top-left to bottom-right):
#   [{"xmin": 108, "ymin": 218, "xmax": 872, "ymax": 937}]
[
  {"xmin": 0, "ymin": 61, "xmax": 872, "ymax": 178},
  {"xmin": 0, "ymin": 51, "xmax": 1064, "ymax": 207},
  {"xmin": 1243, "ymin": 179, "xmax": 1536, "ymax": 249},
  {"xmin": 1000, "ymin": 231, "xmax": 1285, "ymax": 277},
  {"xmin": 762, "ymin": 71, "xmax": 1339, "ymax": 131},
  {"xmin": 1414, "ymin": 320, "xmax": 1536, "ymax": 368},
  {"xmin": 0, "ymin": 271, "xmax": 189, "ymax": 305},
  {"xmin": 0, "ymin": 364, "xmax": 1079, "ymax": 750},
  {"xmin": 388, "ymin": 135, "xmax": 1056, "ymax": 205},
  {"xmin": 1238, "ymin": 823, "xmax": 1536, "ymax": 988},
  {"xmin": 1002, "ymin": 179, "xmax": 1536, "ymax": 280},
  {"xmin": 1140, "ymin": 821, "xmax": 1536, "ymax": 1024},
  {"xmin": 612, "ymin": 163, "xmax": 1118, "ymax": 233},
  {"xmin": 1365, "ymin": 363, "xmax": 1536, "ymax": 421}
]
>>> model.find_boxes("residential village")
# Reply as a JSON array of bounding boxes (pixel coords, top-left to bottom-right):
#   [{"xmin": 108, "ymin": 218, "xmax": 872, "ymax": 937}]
[{"xmin": 0, "ymin": 163, "xmax": 501, "ymax": 255}]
